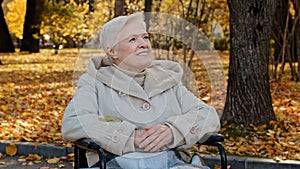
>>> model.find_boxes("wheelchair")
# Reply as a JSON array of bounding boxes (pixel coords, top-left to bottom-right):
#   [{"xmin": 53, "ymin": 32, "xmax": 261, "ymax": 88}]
[{"xmin": 74, "ymin": 133, "xmax": 227, "ymax": 169}]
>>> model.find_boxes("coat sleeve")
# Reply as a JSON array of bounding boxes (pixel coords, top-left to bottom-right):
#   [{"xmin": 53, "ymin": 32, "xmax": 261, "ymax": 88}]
[
  {"xmin": 165, "ymin": 84, "xmax": 220, "ymax": 149},
  {"xmin": 61, "ymin": 73, "xmax": 137, "ymax": 155}
]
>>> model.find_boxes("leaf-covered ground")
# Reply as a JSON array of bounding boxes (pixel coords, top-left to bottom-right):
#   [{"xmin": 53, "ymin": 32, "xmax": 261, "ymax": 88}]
[{"xmin": 0, "ymin": 49, "xmax": 299, "ymax": 162}]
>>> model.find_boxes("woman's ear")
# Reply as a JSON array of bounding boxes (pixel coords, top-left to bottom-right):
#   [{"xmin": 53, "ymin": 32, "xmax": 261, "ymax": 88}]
[{"xmin": 107, "ymin": 47, "xmax": 118, "ymax": 59}]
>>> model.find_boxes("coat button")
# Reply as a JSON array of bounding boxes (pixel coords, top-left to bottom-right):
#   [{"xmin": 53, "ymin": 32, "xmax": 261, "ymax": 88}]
[
  {"xmin": 190, "ymin": 127, "xmax": 196, "ymax": 134},
  {"xmin": 112, "ymin": 135, "xmax": 120, "ymax": 142},
  {"xmin": 142, "ymin": 102, "xmax": 150, "ymax": 110},
  {"xmin": 118, "ymin": 91, "xmax": 126, "ymax": 96}
]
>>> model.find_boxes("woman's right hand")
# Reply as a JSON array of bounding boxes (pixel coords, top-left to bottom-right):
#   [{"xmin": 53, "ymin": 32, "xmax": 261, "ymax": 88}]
[{"xmin": 134, "ymin": 124, "xmax": 173, "ymax": 152}]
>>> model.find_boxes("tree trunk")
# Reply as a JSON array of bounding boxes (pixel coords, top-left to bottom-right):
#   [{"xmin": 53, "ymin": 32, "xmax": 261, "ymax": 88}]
[
  {"xmin": 144, "ymin": 0, "xmax": 152, "ymax": 12},
  {"xmin": 20, "ymin": 0, "xmax": 42, "ymax": 53},
  {"xmin": 144, "ymin": 0, "xmax": 152, "ymax": 31},
  {"xmin": 0, "ymin": 0, "xmax": 15, "ymax": 53},
  {"xmin": 89, "ymin": 0, "xmax": 94, "ymax": 12},
  {"xmin": 114, "ymin": 0, "xmax": 125, "ymax": 17},
  {"xmin": 222, "ymin": 0, "xmax": 276, "ymax": 125}
]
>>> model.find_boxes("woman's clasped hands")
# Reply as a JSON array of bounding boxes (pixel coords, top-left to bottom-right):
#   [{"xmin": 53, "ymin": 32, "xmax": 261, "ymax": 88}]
[{"xmin": 134, "ymin": 124, "xmax": 173, "ymax": 152}]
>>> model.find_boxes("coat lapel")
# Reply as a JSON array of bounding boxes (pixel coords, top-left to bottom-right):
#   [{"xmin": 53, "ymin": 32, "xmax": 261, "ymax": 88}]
[
  {"xmin": 95, "ymin": 66, "xmax": 150, "ymax": 102},
  {"xmin": 144, "ymin": 61, "xmax": 182, "ymax": 98}
]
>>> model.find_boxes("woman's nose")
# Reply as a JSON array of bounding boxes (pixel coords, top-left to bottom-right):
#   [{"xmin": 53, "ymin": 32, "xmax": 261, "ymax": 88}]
[{"xmin": 138, "ymin": 38, "xmax": 149, "ymax": 48}]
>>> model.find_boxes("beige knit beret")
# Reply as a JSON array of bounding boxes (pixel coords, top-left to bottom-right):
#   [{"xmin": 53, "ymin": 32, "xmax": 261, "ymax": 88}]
[{"xmin": 100, "ymin": 12, "xmax": 146, "ymax": 53}]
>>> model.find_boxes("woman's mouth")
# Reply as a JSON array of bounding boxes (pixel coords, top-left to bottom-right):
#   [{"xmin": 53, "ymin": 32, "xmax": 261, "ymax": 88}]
[{"xmin": 137, "ymin": 51, "xmax": 149, "ymax": 56}]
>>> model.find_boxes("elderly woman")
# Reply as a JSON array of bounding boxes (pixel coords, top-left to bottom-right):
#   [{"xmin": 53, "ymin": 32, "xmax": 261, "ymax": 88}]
[{"xmin": 62, "ymin": 13, "xmax": 220, "ymax": 169}]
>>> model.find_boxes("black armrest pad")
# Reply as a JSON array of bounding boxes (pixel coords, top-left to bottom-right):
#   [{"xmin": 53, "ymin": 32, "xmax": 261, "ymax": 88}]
[
  {"xmin": 202, "ymin": 133, "xmax": 224, "ymax": 145},
  {"xmin": 76, "ymin": 138, "xmax": 101, "ymax": 150}
]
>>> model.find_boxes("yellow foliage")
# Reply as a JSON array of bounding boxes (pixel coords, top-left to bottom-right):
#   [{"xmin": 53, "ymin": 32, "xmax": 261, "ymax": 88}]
[
  {"xmin": 41, "ymin": 1, "xmax": 93, "ymax": 45},
  {"xmin": 4, "ymin": 0, "xmax": 26, "ymax": 39},
  {"xmin": 2, "ymin": 0, "xmax": 230, "ymax": 47},
  {"xmin": 32, "ymin": 33, "xmax": 40, "ymax": 40}
]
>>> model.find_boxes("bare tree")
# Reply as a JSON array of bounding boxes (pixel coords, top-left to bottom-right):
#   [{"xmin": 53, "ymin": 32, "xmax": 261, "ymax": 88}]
[
  {"xmin": 222, "ymin": 0, "xmax": 277, "ymax": 125},
  {"xmin": 295, "ymin": 0, "xmax": 300, "ymax": 75},
  {"xmin": 271, "ymin": 0, "xmax": 299, "ymax": 81}
]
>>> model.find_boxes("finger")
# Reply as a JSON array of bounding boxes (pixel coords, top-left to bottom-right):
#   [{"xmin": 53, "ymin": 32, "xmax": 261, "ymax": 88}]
[
  {"xmin": 141, "ymin": 127, "xmax": 157, "ymax": 138},
  {"xmin": 134, "ymin": 130, "xmax": 147, "ymax": 146},
  {"xmin": 139, "ymin": 125, "xmax": 172, "ymax": 149},
  {"xmin": 143, "ymin": 124, "xmax": 167, "ymax": 137},
  {"xmin": 138, "ymin": 125, "xmax": 165, "ymax": 148},
  {"xmin": 145, "ymin": 130, "xmax": 172, "ymax": 152},
  {"xmin": 138, "ymin": 133, "xmax": 158, "ymax": 148},
  {"xmin": 144, "ymin": 136, "xmax": 163, "ymax": 152},
  {"xmin": 135, "ymin": 129, "xmax": 146, "ymax": 138}
]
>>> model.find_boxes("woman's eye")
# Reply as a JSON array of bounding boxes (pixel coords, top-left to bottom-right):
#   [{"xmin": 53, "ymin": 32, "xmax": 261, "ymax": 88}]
[
  {"xmin": 144, "ymin": 36, "xmax": 150, "ymax": 40},
  {"xmin": 129, "ymin": 38, "xmax": 136, "ymax": 42}
]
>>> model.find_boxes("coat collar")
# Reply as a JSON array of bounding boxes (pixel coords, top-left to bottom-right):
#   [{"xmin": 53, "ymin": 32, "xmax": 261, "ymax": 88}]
[{"xmin": 87, "ymin": 56, "xmax": 183, "ymax": 101}]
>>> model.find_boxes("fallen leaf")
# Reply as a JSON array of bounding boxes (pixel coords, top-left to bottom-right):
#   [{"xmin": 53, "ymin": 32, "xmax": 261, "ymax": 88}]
[
  {"xmin": 5, "ymin": 142, "xmax": 17, "ymax": 156},
  {"xmin": 26, "ymin": 154, "xmax": 43, "ymax": 161},
  {"xmin": 17, "ymin": 158, "xmax": 27, "ymax": 162},
  {"xmin": 0, "ymin": 153, "xmax": 5, "ymax": 159},
  {"xmin": 46, "ymin": 157, "xmax": 60, "ymax": 164},
  {"xmin": 39, "ymin": 167, "xmax": 50, "ymax": 169},
  {"xmin": 59, "ymin": 164, "xmax": 66, "ymax": 168}
]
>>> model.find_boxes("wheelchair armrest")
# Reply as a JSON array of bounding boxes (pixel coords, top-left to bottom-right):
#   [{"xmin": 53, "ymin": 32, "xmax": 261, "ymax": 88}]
[
  {"xmin": 76, "ymin": 138, "xmax": 101, "ymax": 150},
  {"xmin": 199, "ymin": 133, "xmax": 227, "ymax": 169},
  {"xmin": 202, "ymin": 133, "xmax": 224, "ymax": 145}
]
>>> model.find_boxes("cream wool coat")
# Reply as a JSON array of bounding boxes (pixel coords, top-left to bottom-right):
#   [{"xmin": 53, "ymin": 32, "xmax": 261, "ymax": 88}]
[{"xmin": 62, "ymin": 56, "xmax": 220, "ymax": 161}]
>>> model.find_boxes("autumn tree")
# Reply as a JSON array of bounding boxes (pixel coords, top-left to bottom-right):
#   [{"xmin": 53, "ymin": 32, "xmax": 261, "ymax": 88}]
[
  {"xmin": 0, "ymin": 0, "xmax": 15, "ymax": 53},
  {"xmin": 4, "ymin": 0, "xmax": 26, "ymax": 48},
  {"xmin": 41, "ymin": 1, "xmax": 93, "ymax": 53},
  {"xmin": 222, "ymin": 0, "xmax": 277, "ymax": 125},
  {"xmin": 21, "ymin": 0, "xmax": 42, "ymax": 53}
]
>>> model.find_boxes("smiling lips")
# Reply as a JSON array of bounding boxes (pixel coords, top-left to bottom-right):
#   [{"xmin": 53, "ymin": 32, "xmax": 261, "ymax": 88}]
[{"xmin": 137, "ymin": 51, "xmax": 150, "ymax": 56}]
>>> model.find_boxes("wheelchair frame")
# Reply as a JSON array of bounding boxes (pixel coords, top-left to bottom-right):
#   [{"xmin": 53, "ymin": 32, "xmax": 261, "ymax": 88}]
[{"xmin": 74, "ymin": 133, "xmax": 227, "ymax": 169}]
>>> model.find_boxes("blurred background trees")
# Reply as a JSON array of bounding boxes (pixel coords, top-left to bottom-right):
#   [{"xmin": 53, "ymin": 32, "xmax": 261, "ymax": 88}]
[
  {"xmin": 271, "ymin": 0, "xmax": 299, "ymax": 81},
  {"xmin": 0, "ymin": 0, "xmax": 230, "ymax": 53},
  {"xmin": 1, "ymin": 0, "xmax": 299, "ymax": 72}
]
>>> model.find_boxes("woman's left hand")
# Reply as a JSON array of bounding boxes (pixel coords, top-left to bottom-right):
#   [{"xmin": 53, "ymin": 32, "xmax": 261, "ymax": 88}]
[{"xmin": 136, "ymin": 124, "xmax": 173, "ymax": 152}]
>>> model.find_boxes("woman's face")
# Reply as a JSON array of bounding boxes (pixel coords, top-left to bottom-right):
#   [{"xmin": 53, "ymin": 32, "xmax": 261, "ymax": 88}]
[{"xmin": 109, "ymin": 21, "xmax": 152, "ymax": 72}]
